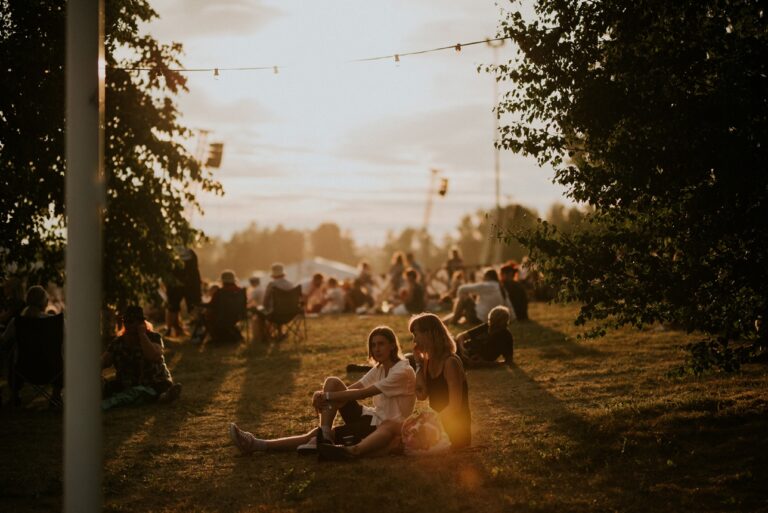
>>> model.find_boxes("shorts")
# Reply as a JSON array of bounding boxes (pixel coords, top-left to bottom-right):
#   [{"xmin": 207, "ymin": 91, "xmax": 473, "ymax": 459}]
[{"xmin": 332, "ymin": 399, "xmax": 377, "ymax": 445}]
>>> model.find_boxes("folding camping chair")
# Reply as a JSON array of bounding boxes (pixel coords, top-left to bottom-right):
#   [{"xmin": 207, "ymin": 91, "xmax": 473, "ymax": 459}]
[
  {"xmin": 9, "ymin": 313, "xmax": 64, "ymax": 408},
  {"xmin": 266, "ymin": 285, "xmax": 306, "ymax": 345}
]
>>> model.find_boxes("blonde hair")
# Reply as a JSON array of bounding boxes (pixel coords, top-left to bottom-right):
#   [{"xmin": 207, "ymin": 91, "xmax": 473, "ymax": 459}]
[{"xmin": 408, "ymin": 313, "xmax": 456, "ymax": 360}]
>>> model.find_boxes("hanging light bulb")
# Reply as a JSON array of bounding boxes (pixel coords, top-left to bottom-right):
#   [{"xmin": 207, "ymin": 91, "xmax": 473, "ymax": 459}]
[
  {"xmin": 213, "ymin": 68, "xmax": 219, "ymax": 77},
  {"xmin": 273, "ymin": 66, "xmax": 279, "ymax": 74},
  {"xmin": 455, "ymin": 43, "xmax": 462, "ymax": 53},
  {"xmin": 394, "ymin": 54, "xmax": 400, "ymax": 63}
]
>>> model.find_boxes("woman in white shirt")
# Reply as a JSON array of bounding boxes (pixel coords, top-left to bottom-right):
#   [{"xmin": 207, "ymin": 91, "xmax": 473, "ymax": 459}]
[{"xmin": 228, "ymin": 326, "xmax": 416, "ymax": 460}]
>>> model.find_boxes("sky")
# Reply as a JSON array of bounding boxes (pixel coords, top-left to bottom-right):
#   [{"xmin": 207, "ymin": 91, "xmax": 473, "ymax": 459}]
[{"xmin": 143, "ymin": 0, "xmax": 572, "ymax": 245}]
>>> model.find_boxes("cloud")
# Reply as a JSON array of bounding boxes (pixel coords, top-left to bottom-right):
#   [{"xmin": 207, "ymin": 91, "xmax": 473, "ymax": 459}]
[
  {"xmin": 146, "ymin": 0, "xmax": 283, "ymax": 40},
  {"xmin": 337, "ymin": 103, "xmax": 498, "ymax": 171}
]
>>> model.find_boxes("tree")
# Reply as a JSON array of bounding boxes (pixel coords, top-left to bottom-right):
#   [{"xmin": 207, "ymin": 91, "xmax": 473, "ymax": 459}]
[
  {"xmin": 0, "ymin": 1, "xmax": 221, "ymax": 309},
  {"xmin": 309, "ymin": 223, "xmax": 357, "ymax": 265},
  {"xmin": 495, "ymin": 0, "xmax": 767, "ymax": 366}
]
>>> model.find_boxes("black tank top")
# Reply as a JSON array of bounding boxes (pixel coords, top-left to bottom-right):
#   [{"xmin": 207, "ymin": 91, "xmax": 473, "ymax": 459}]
[{"xmin": 426, "ymin": 355, "xmax": 471, "ymax": 448}]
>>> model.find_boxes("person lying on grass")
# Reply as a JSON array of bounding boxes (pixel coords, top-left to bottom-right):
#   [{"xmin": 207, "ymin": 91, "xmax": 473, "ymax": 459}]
[
  {"xmin": 409, "ymin": 313, "xmax": 472, "ymax": 449},
  {"xmin": 455, "ymin": 305, "xmax": 514, "ymax": 368},
  {"xmin": 228, "ymin": 326, "xmax": 416, "ymax": 460}
]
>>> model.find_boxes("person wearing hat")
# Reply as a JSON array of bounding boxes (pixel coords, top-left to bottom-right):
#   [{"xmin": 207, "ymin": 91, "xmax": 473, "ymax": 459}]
[
  {"xmin": 101, "ymin": 306, "xmax": 181, "ymax": 408},
  {"xmin": 252, "ymin": 263, "xmax": 295, "ymax": 342},
  {"xmin": 204, "ymin": 270, "xmax": 247, "ymax": 344}
]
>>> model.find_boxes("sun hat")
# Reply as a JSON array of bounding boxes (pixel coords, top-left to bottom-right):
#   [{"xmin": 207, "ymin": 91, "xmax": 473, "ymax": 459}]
[{"xmin": 271, "ymin": 263, "xmax": 285, "ymax": 278}]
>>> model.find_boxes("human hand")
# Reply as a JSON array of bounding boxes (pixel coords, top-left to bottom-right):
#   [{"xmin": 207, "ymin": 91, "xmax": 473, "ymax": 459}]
[{"xmin": 311, "ymin": 390, "xmax": 324, "ymax": 412}]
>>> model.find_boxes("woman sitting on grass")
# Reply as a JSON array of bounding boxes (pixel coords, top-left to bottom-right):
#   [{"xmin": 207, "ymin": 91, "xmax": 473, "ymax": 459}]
[
  {"xmin": 228, "ymin": 326, "xmax": 416, "ymax": 460},
  {"xmin": 409, "ymin": 313, "xmax": 472, "ymax": 449}
]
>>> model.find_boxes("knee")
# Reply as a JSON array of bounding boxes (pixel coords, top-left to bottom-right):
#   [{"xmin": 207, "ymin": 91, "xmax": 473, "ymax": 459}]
[
  {"xmin": 377, "ymin": 420, "xmax": 401, "ymax": 436},
  {"xmin": 322, "ymin": 376, "xmax": 346, "ymax": 391}
]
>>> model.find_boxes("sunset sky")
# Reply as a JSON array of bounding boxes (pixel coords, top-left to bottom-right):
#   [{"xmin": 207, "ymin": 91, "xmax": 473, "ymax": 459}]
[{"xmin": 144, "ymin": 0, "xmax": 571, "ymax": 245}]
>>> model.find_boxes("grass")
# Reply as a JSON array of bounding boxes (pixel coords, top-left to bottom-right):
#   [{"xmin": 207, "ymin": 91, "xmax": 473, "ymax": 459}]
[{"xmin": 1, "ymin": 303, "xmax": 767, "ymax": 512}]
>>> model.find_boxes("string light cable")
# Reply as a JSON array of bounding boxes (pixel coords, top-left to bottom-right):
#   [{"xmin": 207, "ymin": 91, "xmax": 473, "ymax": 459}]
[{"xmin": 113, "ymin": 36, "xmax": 512, "ymax": 73}]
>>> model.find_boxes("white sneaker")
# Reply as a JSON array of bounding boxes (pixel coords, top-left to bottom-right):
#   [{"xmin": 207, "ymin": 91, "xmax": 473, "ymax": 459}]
[
  {"xmin": 229, "ymin": 422, "xmax": 255, "ymax": 455},
  {"xmin": 297, "ymin": 436, "xmax": 318, "ymax": 455}
]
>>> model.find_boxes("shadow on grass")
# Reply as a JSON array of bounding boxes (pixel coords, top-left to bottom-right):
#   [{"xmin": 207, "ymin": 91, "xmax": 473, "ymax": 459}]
[{"xmin": 512, "ymin": 319, "xmax": 603, "ymax": 359}]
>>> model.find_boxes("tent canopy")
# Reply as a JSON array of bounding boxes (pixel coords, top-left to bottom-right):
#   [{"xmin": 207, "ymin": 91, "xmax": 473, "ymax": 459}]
[{"xmin": 254, "ymin": 257, "xmax": 359, "ymax": 284}]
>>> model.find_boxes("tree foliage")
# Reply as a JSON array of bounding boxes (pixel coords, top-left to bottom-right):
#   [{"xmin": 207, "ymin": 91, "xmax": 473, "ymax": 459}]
[
  {"xmin": 495, "ymin": 0, "xmax": 768, "ymax": 361},
  {"xmin": 0, "ymin": 1, "xmax": 221, "ymax": 309}
]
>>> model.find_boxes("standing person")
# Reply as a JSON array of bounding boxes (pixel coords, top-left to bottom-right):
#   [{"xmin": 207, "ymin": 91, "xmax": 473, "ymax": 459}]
[
  {"xmin": 246, "ymin": 275, "xmax": 264, "ymax": 310},
  {"xmin": 228, "ymin": 326, "xmax": 416, "ymax": 460},
  {"xmin": 409, "ymin": 313, "xmax": 471, "ymax": 449},
  {"xmin": 500, "ymin": 263, "xmax": 528, "ymax": 321},
  {"xmin": 445, "ymin": 247, "xmax": 465, "ymax": 287},
  {"xmin": 0, "ymin": 277, "xmax": 25, "ymax": 329},
  {"xmin": 445, "ymin": 268, "xmax": 510, "ymax": 326},
  {"xmin": 164, "ymin": 247, "xmax": 201, "ymax": 337},
  {"xmin": 357, "ymin": 260, "xmax": 375, "ymax": 290},
  {"xmin": 405, "ymin": 252, "xmax": 424, "ymax": 282},
  {"xmin": 388, "ymin": 251, "xmax": 406, "ymax": 296}
]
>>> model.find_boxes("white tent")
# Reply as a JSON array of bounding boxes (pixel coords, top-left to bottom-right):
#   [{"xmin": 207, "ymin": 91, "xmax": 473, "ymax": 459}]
[{"xmin": 282, "ymin": 257, "xmax": 358, "ymax": 283}]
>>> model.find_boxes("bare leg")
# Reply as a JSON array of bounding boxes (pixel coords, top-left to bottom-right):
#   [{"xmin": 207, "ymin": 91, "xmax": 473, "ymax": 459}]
[
  {"xmin": 348, "ymin": 420, "xmax": 401, "ymax": 457},
  {"xmin": 319, "ymin": 376, "xmax": 349, "ymax": 442},
  {"xmin": 261, "ymin": 427, "xmax": 318, "ymax": 451}
]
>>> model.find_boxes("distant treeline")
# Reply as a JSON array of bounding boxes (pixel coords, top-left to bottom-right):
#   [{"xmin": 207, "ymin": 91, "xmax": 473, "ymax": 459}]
[{"xmin": 197, "ymin": 202, "xmax": 589, "ymax": 281}]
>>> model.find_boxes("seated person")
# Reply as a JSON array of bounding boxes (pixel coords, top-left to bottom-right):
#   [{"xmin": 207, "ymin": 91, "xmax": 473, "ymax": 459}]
[
  {"xmin": 101, "ymin": 306, "xmax": 181, "ymax": 408},
  {"xmin": 1, "ymin": 285, "xmax": 60, "ymax": 405},
  {"xmin": 445, "ymin": 268, "xmax": 509, "ymax": 326},
  {"xmin": 344, "ymin": 278, "xmax": 374, "ymax": 313},
  {"xmin": 253, "ymin": 263, "xmax": 296, "ymax": 341},
  {"xmin": 455, "ymin": 306, "xmax": 514, "ymax": 367},
  {"xmin": 392, "ymin": 268, "xmax": 426, "ymax": 315},
  {"xmin": 246, "ymin": 275, "xmax": 264, "ymax": 311},
  {"xmin": 205, "ymin": 270, "xmax": 247, "ymax": 344},
  {"xmin": 320, "ymin": 278, "xmax": 345, "ymax": 314},
  {"xmin": 300, "ymin": 273, "xmax": 325, "ymax": 313},
  {"xmin": 228, "ymin": 326, "xmax": 416, "ymax": 460}
]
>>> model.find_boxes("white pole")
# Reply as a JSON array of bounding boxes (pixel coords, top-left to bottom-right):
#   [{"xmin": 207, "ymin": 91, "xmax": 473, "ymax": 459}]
[{"xmin": 65, "ymin": 0, "xmax": 104, "ymax": 512}]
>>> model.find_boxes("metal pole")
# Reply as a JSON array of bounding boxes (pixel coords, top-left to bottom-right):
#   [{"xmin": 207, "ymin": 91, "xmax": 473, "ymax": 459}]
[
  {"xmin": 65, "ymin": 1, "xmax": 104, "ymax": 512},
  {"xmin": 422, "ymin": 168, "xmax": 439, "ymax": 232}
]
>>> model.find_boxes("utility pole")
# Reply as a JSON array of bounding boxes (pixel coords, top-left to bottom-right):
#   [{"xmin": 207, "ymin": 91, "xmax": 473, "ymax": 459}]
[
  {"xmin": 65, "ymin": 0, "xmax": 104, "ymax": 511},
  {"xmin": 485, "ymin": 38, "xmax": 506, "ymax": 264}
]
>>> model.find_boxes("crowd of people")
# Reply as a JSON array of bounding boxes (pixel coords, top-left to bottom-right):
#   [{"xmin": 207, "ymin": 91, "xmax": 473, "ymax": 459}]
[{"xmin": 1, "ymin": 246, "xmax": 538, "ymax": 460}]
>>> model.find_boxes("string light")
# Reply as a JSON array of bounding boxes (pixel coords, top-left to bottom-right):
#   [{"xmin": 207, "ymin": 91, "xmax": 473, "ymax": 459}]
[{"xmin": 114, "ymin": 36, "xmax": 511, "ymax": 74}]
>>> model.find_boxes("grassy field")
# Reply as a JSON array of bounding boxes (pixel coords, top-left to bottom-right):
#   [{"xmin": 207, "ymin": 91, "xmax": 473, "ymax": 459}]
[{"xmin": 1, "ymin": 303, "xmax": 767, "ymax": 512}]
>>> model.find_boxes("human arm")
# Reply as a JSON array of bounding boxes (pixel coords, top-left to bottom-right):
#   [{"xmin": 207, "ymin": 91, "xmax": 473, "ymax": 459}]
[
  {"xmin": 440, "ymin": 355, "xmax": 466, "ymax": 418},
  {"xmin": 136, "ymin": 324, "xmax": 164, "ymax": 363},
  {"xmin": 413, "ymin": 350, "xmax": 429, "ymax": 401}
]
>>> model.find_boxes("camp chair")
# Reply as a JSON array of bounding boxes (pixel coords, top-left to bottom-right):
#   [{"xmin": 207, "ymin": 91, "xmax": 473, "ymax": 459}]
[
  {"xmin": 9, "ymin": 313, "xmax": 64, "ymax": 408},
  {"xmin": 266, "ymin": 285, "xmax": 306, "ymax": 344},
  {"xmin": 207, "ymin": 287, "xmax": 247, "ymax": 344}
]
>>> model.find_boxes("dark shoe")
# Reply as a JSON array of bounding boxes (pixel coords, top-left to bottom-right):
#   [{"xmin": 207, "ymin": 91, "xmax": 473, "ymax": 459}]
[
  {"xmin": 158, "ymin": 383, "xmax": 182, "ymax": 404},
  {"xmin": 296, "ymin": 437, "xmax": 318, "ymax": 455},
  {"xmin": 318, "ymin": 443, "xmax": 355, "ymax": 462}
]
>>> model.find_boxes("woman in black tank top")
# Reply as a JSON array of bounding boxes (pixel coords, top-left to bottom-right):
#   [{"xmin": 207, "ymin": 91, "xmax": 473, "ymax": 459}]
[{"xmin": 409, "ymin": 313, "xmax": 471, "ymax": 449}]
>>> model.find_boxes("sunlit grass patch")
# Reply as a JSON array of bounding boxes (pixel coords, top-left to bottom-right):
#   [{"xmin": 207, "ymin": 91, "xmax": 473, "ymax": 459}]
[{"xmin": 1, "ymin": 303, "xmax": 766, "ymax": 512}]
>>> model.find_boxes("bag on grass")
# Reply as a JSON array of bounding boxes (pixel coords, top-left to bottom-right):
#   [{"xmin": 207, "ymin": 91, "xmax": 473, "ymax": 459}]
[{"xmin": 401, "ymin": 408, "xmax": 451, "ymax": 456}]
